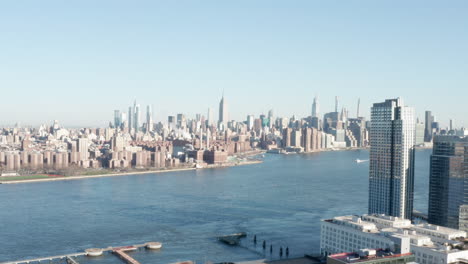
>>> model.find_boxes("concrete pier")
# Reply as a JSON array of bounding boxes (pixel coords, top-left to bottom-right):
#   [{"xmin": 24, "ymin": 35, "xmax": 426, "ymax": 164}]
[
  {"xmin": 113, "ymin": 249, "xmax": 141, "ymax": 264},
  {"xmin": 0, "ymin": 253, "xmax": 86, "ymax": 264},
  {"xmin": 0, "ymin": 241, "xmax": 161, "ymax": 264},
  {"xmin": 66, "ymin": 256, "xmax": 80, "ymax": 264}
]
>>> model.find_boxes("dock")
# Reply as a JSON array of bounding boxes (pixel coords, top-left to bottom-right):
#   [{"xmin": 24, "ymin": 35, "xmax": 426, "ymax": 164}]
[
  {"xmin": 114, "ymin": 249, "xmax": 141, "ymax": 264},
  {"xmin": 0, "ymin": 253, "xmax": 86, "ymax": 264},
  {"xmin": 0, "ymin": 242, "xmax": 161, "ymax": 264},
  {"xmin": 66, "ymin": 256, "xmax": 80, "ymax": 264}
]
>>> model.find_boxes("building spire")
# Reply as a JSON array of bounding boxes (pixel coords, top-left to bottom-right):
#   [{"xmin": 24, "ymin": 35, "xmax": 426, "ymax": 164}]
[{"xmin": 357, "ymin": 98, "xmax": 360, "ymax": 118}]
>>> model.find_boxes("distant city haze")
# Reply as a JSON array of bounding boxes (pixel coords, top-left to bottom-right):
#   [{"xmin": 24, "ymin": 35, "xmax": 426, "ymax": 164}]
[{"xmin": 1, "ymin": 1, "xmax": 467, "ymax": 127}]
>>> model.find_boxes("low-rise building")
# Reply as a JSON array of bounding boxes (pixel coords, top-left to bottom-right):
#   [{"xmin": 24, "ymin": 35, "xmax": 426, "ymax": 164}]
[
  {"xmin": 321, "ymin": 214, "xmax": 468, "ymax": 264},
  {"xmin": 327, "ymin": 249, "xmax": 415, "ymax": 264}
]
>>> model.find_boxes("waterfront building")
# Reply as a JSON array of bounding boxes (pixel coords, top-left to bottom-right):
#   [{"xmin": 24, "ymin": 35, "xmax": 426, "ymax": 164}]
[
  {"xmin": 428, "ymin": 135, "xmax": 468, "ymax": 231},
  {"xmin": 291, "ymin": 129, "xmax": 302, "ymax": 148},
  {"xmin": 283, "ymin": 128, "xmax": 292, "ymax": 147},
  {"xmin": 320, "ymin": 214, "xmax": 468, "ymax": 264},
  {"xmin": 368, "ymin": 98, "xmax": 416, "ymax": 219},
  {"xmin": 425, "ymin": 111, "xmax": 434, "ymax": 142}
]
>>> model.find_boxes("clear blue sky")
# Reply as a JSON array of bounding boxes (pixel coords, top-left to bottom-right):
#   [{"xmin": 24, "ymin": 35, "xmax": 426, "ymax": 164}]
[{"xmin": 1, "ymin": 1, "xmax": 467, "ymax": 128}]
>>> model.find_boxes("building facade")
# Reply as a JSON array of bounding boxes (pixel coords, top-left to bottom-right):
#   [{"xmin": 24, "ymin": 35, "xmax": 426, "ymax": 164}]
[
  {"xmin": 368, "ymin": 98, "xmax": 416, "ymax": 219},
  {"xmin": 321, "ymin": 214, "xmax": 468, "ymax": 264},
  {"xmin": 428, "ymin": 135, "xmax": 468, "ymax": 230}
]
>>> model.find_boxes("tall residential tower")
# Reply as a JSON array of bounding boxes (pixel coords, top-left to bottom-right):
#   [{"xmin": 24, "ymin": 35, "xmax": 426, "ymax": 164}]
[{"xmin": 368, "ymin": 98, "xmax": 416, "ymax": 219}]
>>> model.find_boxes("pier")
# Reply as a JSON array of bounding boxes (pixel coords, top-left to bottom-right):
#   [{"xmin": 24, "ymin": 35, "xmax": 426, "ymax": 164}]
[
  {"xmin": 0, "ymin": 242, "xmax": 161, "ymax": 264},
  {"xmin": 113, "ymin": 249, "xmax": 141, "ymax": 264},
  {"xmin": 66, "ymin": 256, "xmax": 80, "ymax": 264},
  {"xmin": 0, "ymin": 253, "xmax": 86, "ymax": 264}
]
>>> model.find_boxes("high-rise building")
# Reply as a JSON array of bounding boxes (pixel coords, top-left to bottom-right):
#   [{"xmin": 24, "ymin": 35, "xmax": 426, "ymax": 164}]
[
  {"xmin": 128, "ymin": 107, "xmax": 133, "ymax": 131},
  {"xmin": 120, "ymin": 112, "xmax": 127, "ymax": 128},
  {"xmin": 415, "ymin": 120, "xmax": 425, "ymax": 145},
  {"xmin": 168, "ymin": 116, "xmax": 175, "ymax": 130},
  {"xmin": 146, "ymin": 105, "xmax": 153, "ymax": 132},
  {"xmin": 268, "ymin": 109, "xmax": 274, "ymax": 128},
  {"xmin": 335, "ymin": 96, "xmax": 339, "ymax": 113},
  {"xmin": 356, "ymin": 98, "xmax": 361, "ymax": 118},
  {"xmin": 177, "ymin": 113, "xmax": 186, "ymax": 128},
  {"xmin": 368, "ymin": 98, "xmax": 416, "ymax": 219},
  {"xmin": 114, "ymin": 110, "xmax": 121, "ymax": 128},
  {"xmin": 247, "ymin": 115, "xmax": 254, "ymax": 131},
  {"xmin": 219, "ymin": 95, "xmax": 228, "ymax": 128},
  {"xmin": 77, "ymin": 137, "xmax": 89, "ymax": 160},
  {"xmin": 428, "ymin": 135, "xmax": 468, "ymax": 230},
  {"xmin": 207, "ymin": 108, "xmax": 214, "ymax": 127},
  {"xmin": 312, "ymin": 96, "xmax": 319, "ymax": 118},
  {"xmin": 133, "ymin": 101, "xmax": 141, "ymax": 132},
  {"xmin": 449, "ymin": 119, "xmax": 455, "ymax": 132},
  {"xmin": 425, "ymin": 111, "xmax": 434, "ymax": 142}
]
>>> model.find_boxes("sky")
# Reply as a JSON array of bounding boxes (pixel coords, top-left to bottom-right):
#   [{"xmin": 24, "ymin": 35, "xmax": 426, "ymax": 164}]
[{"xmin": 0, "ymin": 1, "xmax": 467, "ymax": 128}]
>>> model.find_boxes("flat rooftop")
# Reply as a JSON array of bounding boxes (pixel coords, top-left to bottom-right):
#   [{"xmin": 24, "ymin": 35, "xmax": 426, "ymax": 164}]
[{"xmin": 329, "ymin": 250, "xmax": 413, "ymax": 263}]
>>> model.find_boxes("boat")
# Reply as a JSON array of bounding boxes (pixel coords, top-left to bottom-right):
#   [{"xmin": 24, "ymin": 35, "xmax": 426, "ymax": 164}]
[
  {"xmin": 196, "ymin": 164, "xmax": 204, "ymax": 169},
  {"xmin": 355, "ymin": 159, "xmax": 369, "ymax": 163}
]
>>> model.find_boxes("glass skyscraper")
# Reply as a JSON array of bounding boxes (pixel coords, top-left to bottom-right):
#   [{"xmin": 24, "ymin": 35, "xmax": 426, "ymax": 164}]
[
  {"xmin": 428, "ymin": 135, "xmax": 468, "ymax": 230},
  {"xmin": 368, "ymin": 98, "xmax": 416, "ymax": 219}
]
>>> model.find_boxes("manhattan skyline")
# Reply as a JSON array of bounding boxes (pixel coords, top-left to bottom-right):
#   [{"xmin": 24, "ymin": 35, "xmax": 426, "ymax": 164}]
[{"xmin": 1, "ymin": 1, "xmax": 467, "ymax": 127}]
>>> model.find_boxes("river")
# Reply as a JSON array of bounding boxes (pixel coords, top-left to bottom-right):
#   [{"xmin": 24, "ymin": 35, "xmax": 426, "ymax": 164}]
[{"xmin": 0, "ymin": 149, "xmax": 431, "ymax": 263}]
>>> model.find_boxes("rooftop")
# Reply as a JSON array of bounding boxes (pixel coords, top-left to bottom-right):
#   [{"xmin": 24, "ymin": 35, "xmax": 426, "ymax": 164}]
[{"xmin": 329, "ymin": 249, "xmax": 413, "ymax": 263}]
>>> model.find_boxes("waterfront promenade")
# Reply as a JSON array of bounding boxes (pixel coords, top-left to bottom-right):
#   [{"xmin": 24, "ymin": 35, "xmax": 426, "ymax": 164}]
[{"xmin": 0, "ymin": 160, "xmax": 262, "ymax": 184}]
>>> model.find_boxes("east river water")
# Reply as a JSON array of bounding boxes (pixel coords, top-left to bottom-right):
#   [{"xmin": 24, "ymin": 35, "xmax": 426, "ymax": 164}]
[{"xmin": 0, "ymin": 149, "xmax": 431, "ymax": 263}]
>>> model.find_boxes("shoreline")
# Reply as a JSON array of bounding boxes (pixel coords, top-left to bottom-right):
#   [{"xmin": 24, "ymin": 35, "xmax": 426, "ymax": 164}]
[{"xmin": 0, "ymin": 160, "xmax": 263, "ymax": 185}]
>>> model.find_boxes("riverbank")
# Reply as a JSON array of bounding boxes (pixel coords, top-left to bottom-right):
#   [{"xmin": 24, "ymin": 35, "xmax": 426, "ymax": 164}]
[{"xmin": 0, "ymin": 159, "xmax": 263, "ymax": 185}]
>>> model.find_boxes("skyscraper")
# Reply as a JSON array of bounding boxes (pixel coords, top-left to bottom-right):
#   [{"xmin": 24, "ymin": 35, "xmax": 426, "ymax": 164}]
[
  {"xmin": 428, "ymin": 135, "xmax": 468, "ymax": 230},
  {"xmin": 128, "ymin": 106, "xmax": 133, "ymax": 131},
  {"xmin": 268, "ymin": 109, "xmax": 274, "ymax": 128},
  {"xmin": 133, "ymin": 101, "xmax": 141, "ymax": 132},
  {"xmin": 425, "ymin": 111, "xmax": 434, "ymax": 142},
  {"xmin": 335, "ymin": 96, "xmax": 339, "ymax": 113},
  {"xmin": 368, "ymin": 98, "xmax": 416, "ymax": 219},
  {"xmin": 114, "ymin": 110, "xmax": 121, "ymax": 128},
  {"xmin": 207, "ymin": 108, "xmax": 214, "ymax": 127},
  {"xmin": 146, "ymin": 105, "xmax": 153, "ymax": 132},
  {"xmin": 219, "ymin": 95, "xmax": 228, "ymax": 128},
  {"xmin": 312, "ymin": 96, "xmax": 319, "ymax": 118},
  {"xmin": 356, "ymin": 98, "xmax": 361, "ymax": 118}
]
